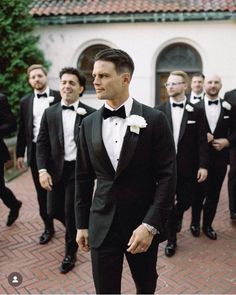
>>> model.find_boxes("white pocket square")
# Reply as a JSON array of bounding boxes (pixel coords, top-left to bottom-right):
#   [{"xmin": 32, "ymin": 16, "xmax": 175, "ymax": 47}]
[
  {"xmin": 187, "ymin": 120, "xmax": 196, "ymax": 124},
  {"xmin": 224, "ymin": 116, "xmax": 229, "ymax": 119}
]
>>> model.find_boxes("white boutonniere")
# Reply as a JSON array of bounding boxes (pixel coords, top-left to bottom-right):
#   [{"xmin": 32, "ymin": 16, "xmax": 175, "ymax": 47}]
[
  {"xmin": 222, "ymin": 101, "xmax": 232, "ymax": 111},
  {"xmin": 48, "ymin": 96, "xmax": 55, "ymax": 104},
  {"xmin": 77, "ymin": 107, "xmax": 87, "ymax": 115},
  {"xmin": 127, "ymin": 115, "xmax": 147, "ymax": 134},
  {"xmin": 185, "ymin": 104, "xmax": 194, "ymax": 112}
]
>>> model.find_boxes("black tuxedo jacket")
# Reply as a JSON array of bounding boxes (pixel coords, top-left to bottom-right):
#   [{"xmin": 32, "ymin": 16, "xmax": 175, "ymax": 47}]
[
  {"xmin": 198, "ymin": 98, "xmax": 236, "ymax": 168},
  {"xmin": 75, "ymin": 99, "xmax": 176, "ymax": 248},
  {"xmin": 16, "ymin": 89, "xmax": 61, "ymax": 164},
  {"xmin": 224, "ymin": 89, "xmax": 236, "ymax": 106},
  {"xmin": 0, "ymin": 94, "xmax": 17, "ymax": 162},
  {"xmin": 156, "ymin": 100, "xmax": 208, "ymax": 178},
  {"xmin": 36, "ymin": 101, "xmax": 96, "ymax": 183}
]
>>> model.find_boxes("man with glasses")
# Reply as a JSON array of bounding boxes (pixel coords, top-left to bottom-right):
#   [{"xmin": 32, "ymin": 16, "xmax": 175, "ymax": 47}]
[{"xmin": 156, "ymin": 70, "xmax": 208, "ymax": 257}]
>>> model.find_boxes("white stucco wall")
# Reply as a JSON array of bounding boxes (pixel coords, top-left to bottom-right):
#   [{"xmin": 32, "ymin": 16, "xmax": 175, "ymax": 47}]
[{"xmin": 36, "ymin": 20, "xmax": 236, "ymax": 109}]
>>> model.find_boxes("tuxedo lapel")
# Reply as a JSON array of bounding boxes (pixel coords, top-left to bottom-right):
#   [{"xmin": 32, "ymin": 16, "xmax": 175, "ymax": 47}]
[
  {"xmin": 54, "ymin": 104, "xmax": 64, "ymax": 147},
  {"xmin": 74, "ymin": 102, "xmax": 86, "ymax": 142},
  {"xmin": 214, "ymin": 100, "xmax": 224, "ymax": 133},
  {"xmin": 92, "ymin": 107, "xmax": 115, "ymax": 176},
  {"xmin": 27, "ymin": 94, "xmax": 34, "ymax": 139},
  {"xmin": 165, "ymin": 102, "xmax": 173, "ymax": 131},
  {"xmin": 178, "ymin": 108, "xmax": 188, "ymax": 144},
  {"xmin": 115, "ymin": 99, "xmax": 142, "ymax": 178}
]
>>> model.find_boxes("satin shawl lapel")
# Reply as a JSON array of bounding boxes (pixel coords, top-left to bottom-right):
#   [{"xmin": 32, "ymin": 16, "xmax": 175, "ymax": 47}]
[
  {"xmin": 54, "ymin": 104, "xmax": 64, "ymax": 147},
  {"xmin": 165, "ymin": 102, "xmax": 173, "ymax": 131},
  {"xmin": 92, "ymin": 107, "xmax": 115, "ymax": 176},
  {"xmin": 74, "ymin": 102, "xmax": 84, "ymax": 143},
  {"xmin": 115, "ymin": 99, "xmax": 142, "ymax": 178},
  {"xmin": 214, "ymin": 100, "xmax": 225, "ymax": 133},
  {"xmin": 178, "ymin": 107, "xmax": 188, "ymax": 144},
  {"xmin": 28, "ymin": 94, "xmax": 34, "ymax": 140}
]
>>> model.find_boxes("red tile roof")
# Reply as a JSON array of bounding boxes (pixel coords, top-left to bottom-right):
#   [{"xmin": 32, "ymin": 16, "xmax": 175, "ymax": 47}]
[{"xmin": 30, "ymin": 0, "xmax": 236, "ymax": 16}]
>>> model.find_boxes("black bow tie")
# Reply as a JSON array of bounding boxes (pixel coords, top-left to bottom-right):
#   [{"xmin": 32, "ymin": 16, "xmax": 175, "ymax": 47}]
[
  {"xmin": 103, "ymin": 106, "xmax": 126, "ymax": 119},
  {"xmin": 62, "ymin": 105, "xmax": 74, "ymax": 111},
  {"xmin": 172, "ymin": 102, "xmax": 184, "ymax": 108},
  {"xmin": 37, "ymin": 93, "xmax": 47, "ymax": 98},
  {"xmin": 194, "ymin": 96, "xmax": 201, "ymax": 100},
  {"xmin": 208, "ymin": 100, "xmax": 218, "ymax": 106}
]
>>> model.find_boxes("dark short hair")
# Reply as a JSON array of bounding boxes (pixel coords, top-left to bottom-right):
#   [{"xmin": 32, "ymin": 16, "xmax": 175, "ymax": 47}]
[
  {"xmin": 59, "ymin": 67, "xmax": 86, "ymax": 96},
  {"xmin": 94, "ymin": 48, "xmax": 134, "ymax": 77},
  {"xmin": 192, "ymin": 72, "xmax": 205, "ymax": 80},
  {"xmin": 27, "ymin": 64, "xmax": 47, "ymax": 77}
]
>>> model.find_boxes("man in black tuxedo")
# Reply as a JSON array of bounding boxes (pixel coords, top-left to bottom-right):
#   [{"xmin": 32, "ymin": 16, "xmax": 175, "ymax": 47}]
[
  {"xmin": 188, "ymin": 72, "xmax": 205, "ymax": 104},
  {"xmin": 0, "ymin": 93, "xmax": 22, "ymax": 226},
  {"xmin": 223, "ymin": 88, "xmax": 236, "ymax": 220},
  {"xmin": 191, "ymin": 74, "xmax": 236, "ymax": 239},
  {"xmin": 75, "ymin": 49, "xmax": 176, "ymax": 294},
  {"xmin": 16, "ymin": 64, "xmax": 61, "ymax": 244},
  {"xmin": 36, "ymin": 67, "xmax": 95, "ymax": 273},
  {"xmin": 156, "ymin": 71, "xmax": 208, "ymax": 257}
]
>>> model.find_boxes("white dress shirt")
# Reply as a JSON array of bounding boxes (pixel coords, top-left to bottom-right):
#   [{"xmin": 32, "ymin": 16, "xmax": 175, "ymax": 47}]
[
  {"xmin": 170, "ymin": 97, "xmax": 186, "ymax": 152},
  {"xmin": 61, "ymin": 100, "xmax": 80, "ymax": 161},
  {"xmin": 102, "ymin": 97, "xmax": 133, "ymax": 171},
  {"xmin": 33, "ymin": 87, "xmax": 50, "ymax": 142},
  {"xmin": 204, "ymin": 96, "xmax": 221, "ymax": 133},
  {"xmin": 189, "ymin": 91, "xmax": 204, "ymax": 104}
]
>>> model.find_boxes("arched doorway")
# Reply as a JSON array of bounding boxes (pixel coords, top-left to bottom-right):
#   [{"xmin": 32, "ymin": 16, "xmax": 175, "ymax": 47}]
[
  {"xmin": 77, "ymin": 44, "xmax": 110, "ymax": 93},
  {"xmin": 155, "ymin": 43, "xmax": 202, "ymax": 104}
]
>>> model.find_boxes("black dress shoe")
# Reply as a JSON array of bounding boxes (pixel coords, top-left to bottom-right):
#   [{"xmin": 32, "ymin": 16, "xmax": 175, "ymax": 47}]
[
  {"xmin": 190, "ymin": 224, "xmax": 200, "ymax": 237},
  {"xmin": 165, "ymin": 242, "xmax": 177, "ymax": 257},
  {"xmin": 230, "ymin": 212, "xmax": 236, "ymax": 220},
  {"xmin": 6, "ymin": 201, "xmax": 22, "ymax": 226},
  {"xmin": 203, "ymin": 226, "xmax": 217, "ymax": 240},
  {"xmin": 39, "ymin": 229, "xmax": 55, "ymax": 244},
  {"xmin": 60, "ymin": 255, "xmax": 76, "ymax": 274}
]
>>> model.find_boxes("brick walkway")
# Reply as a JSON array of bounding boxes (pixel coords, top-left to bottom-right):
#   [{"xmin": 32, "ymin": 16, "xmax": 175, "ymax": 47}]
[{"xmin": 0, "ymin": 170, "xmax": 236, "ymax": 294}]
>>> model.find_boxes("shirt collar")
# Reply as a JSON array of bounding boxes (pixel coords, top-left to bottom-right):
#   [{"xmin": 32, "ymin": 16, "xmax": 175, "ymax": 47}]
[
  {"xmin": 170, "ymin": 96, "xmax": 187, "ymax": 106},
  {"xmin": 61, "ymin": 98, "xmax": 80, "ymax": 110},
  {"xmin": 104, "ymin": 97, "xmax": 133, "ymax": 117},
  {"xmin": 34, "ymin": 86, "xmax": 50, "ymax": 97}
]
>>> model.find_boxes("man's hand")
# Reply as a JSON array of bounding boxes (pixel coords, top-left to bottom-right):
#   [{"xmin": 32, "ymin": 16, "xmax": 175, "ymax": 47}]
[
  {"xmin": 207, "ymin": 132, "xmax": 214, "ymax": 143},
  {"xmin": 212, "ymin": 138, "xmax": 229, "ymax": 151},
  {"xmin": 17, "ymin": 157, "xmax": 25, "ymax": 170},
  {"xmin": 76, "ymin": 229, "xmax": 90, "ymax": 252},
  {"xmin": 39, "ymin": 172, "xmax": 53, "ymax": 191},
  {"xmin": 197, "ymin": 168, "xmax": 208, "ymax": 183},
  {"xmin": 127, "ymin": 224, "xmax": 154, "ymax": 254}
]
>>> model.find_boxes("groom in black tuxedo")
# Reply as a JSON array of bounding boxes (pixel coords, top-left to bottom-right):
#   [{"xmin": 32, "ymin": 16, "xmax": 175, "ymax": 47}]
[
  {"xmin": 156, "ymin": 71, "xmax": 208, "ymax": 257},
  {"xmin": 36, "ymin": 67, "xmax": 95, "ymax": 273},
  {"xmin": 16, "ymin": 64, "xmax": 61, "ymax": 244},
  {"xmin": 75, "ymin": 49, "xmax": 176, "ymax": 294}
]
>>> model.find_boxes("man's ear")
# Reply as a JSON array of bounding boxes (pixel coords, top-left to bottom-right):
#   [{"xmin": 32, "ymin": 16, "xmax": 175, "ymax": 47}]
[{"xmin": 122, "ymin": 73, "xmax": 131, "ymax": 84}]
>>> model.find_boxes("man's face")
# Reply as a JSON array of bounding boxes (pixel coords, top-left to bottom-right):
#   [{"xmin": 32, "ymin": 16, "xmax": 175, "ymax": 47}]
[
  {"xmin": 191, "ymin": 76, "xmax": 204, "ymax": 94},
  {"xmin": 92, "ymin": 60, "xmax": 129, "ymax": 101},
  {"xmin": 204, "ymin": 75, "xmax": 222, "ymax": 99},
  {"xmin": 165, "ymin": 74, "xmax": 187, "ymax": 98},
  {"xmin": 60, "ymin": 73, "xmax": 84, "ymax": 105},
  {"xmin": 28, "ymin": 68, "xmax": 47, "ymax": 91}
]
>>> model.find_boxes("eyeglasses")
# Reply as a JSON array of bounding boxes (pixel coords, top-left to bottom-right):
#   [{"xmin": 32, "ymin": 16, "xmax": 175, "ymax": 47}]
[{"xmin": 165, "ymin": 82, "xmax": 185, "ymax": 87}]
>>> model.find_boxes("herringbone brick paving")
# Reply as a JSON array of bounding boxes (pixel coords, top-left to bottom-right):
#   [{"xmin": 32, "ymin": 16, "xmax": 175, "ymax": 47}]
[{"xmin": 0, "ymin": 170, "xmax": 236, "ymax": 294}]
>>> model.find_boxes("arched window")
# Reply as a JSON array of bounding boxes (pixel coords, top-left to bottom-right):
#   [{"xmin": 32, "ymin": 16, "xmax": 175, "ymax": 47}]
[
  {"xmin": 77, "ymin": 44, "xmax": 110, "ymax": 93},
  {"xmin": 155, "ymin": 43, "xmax": 202, "ymax": 104}
]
